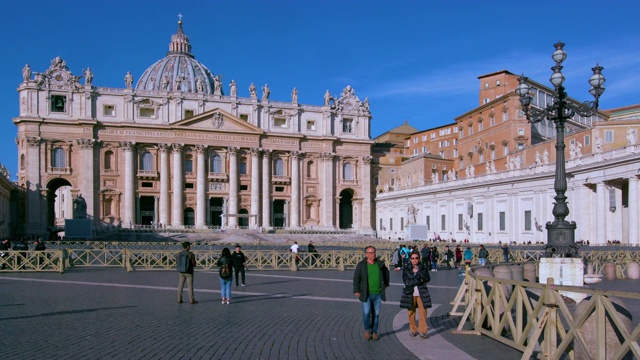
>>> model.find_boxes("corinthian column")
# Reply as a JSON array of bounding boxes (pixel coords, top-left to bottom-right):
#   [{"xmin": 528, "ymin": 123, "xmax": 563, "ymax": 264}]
[
  {"xmin": 158, "ymin": 144, "xmax": 170, "ymax": 227},
  {"xmin": 290, "ymin": 151, "xmax": 302, "ymax": 228},
  {"xmin": 120, "ymin": 141, "xmax": 135, "ymax": 228},
  {"xmin": 629, "ymin": 177, "xmax": 639, "ymax": 245},
  {"xmin": 26, "ymin": 137, "xmax": 43, "ymax": 231},
  {"xmin": 596, "ymin": 182, "xmax": 606, "ymax": 245},
  {"xmin": 228, "ymin": 147, "xmax": 239, "ymax": 228},
  {"xmin": 250, "ymin": 148, "xmax": 261, "ymax": 228},
  {"xmin": 320, "ymin": 152, "xmax": 335, "ymax": 229},
  {"xmin": 360, "ymin": 156, "xmax": 373, "ymax": 232},
  {"xmin": 77, "ymin": 139, "xmax": 96, "ymax": 220},
  {"xmin": 171, "ymin": 143, "xmax": 184, "ymax": 227},
  {"xmin": 262, "ymin": 149, "xmax": 272, "ymax": 227},
  {"xmin": 195, "ymin": 145, "xmax": 208, "ymax": 228}
]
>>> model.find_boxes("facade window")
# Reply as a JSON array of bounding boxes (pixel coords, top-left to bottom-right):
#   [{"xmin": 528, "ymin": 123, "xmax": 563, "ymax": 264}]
[
  {"xmin": 479, "ymin": 153, "xmax": 484, "ymax": 163},
  {"xmin": 426, "ymin": 215, "xmax": 430, "ymax": 230},
  {"xmin": 517, "ymin": 144, "xmax": 524, "ymax": 150},
  {"xmin": 439, "ymin": 151, "xmax": 445, "ymax": 158},
  {"xmin": 499, "ymin": 211, "xmax": 506, "ymax": 231},
  {"xmin": 379, "ymin": 218, "xmax": 383, "ymax": 230},
  {"xmin": 413, "ymin": 137, "xmax": 418, "ymax": 144},
  {"xmin": 483, "ymin": 98, "xmax": 490, "ymax": 104},
  {"xmin": 239, "ymin": 114, "xmax": 249, "ymax": 121},
  {"xmin": 518, "ymin": 128, "xmax": 525, "ymax": 135},
  {"xmin": 422, "ymin": 146, "xmax": 427, "ymax": 153},
  {"xmin": 468, "ymin": 126, "xmax": 473, "ymax": 136},
  {"xmin": 274, "ymin": 118, "xmax": 287, "ymax": 128},
  {"xmin": 503, "ymin": 145, "xmax": 508, "ymax": 156},
  {"xmin": 490, "ymin": 116, "xmax": 495, "ymax": 126},
  {"xmin": 274, "ymin": 158, "xmax": 284, "ymax": 176},
  {"xmin": 477, "ymin": 213, "xmax": 483, "ymax": 231},
  {"xmin": 491, "ymin": 149, "xmax": 495, "ymax": 160},
  {"xmin": 422, "ymin": 135, "xmax": 427, "ymax": 141},
  {"xmin": 141, "ymin": 151, "xmax": 153, "ymax": 171},
  {"xmin": 401, "ymin": 217, "xmax": 404, "ymax": 231},
  {"xmin": 104, "ymin": 151, "xmax": 114, "ymax": 170},
  {"xmin": 460, "ymin": 158, "xmax": 464, "ymax": 168},
  {"xmin": 184, "ymin": 155, "xmax": 193, "ymax": 173},
  {"xmin": 584, "ymin": 135, "xmax": 591, "ymax": 146},
  {"xmin": 239, "ymin": 160, "xmax": 247, "ymax": 175},
  {"xmin": 484, "ymin": 82, "xmax": 489, "ymax": 89},
  {"xmin": 496, "ymin": 80, "xmax": 501, "ymax": 86},
  {"xmin": 51, "ymin": 95, "xmax": 66, "ymax": 113},
  {"xmin": 185, "ymin": 183, "xmax": 194, "ymax": 189},
  {"xmin": 20, "ymin": 154, "xmax": 25, "ymax": 169},
  {"xmin": 342, "ymin": 119, "xmax": 353, "ymax": 133},
  {"xmin": 184, "ymin": 109, "xmax": 194, "ymax": 119},
  {"xmin": 139, "ymin": 108, "xmax": 155, "ymax": 118},
  {"xmin": 453, "ymin": 149, "xmax": 458, "ymax": 158},
  {"xmin": 306, "ymin": 120, "xmax": 316, "ymax": 131},
  {"xmin": 605, "ymin": 130, "xmax": 614, "ymax": 143},
  {"xmin": 524, "ymin": 210, "xmax": 532, "ymax": 231},
  {"xmin": 343, "ymin": 163, "xmax": 353, "ymax": 180},
  {"xmin": 441, "ymin": 214, "xmax": 446, "ymax": 231},
  {"xmin": 502, "ymin": 111, "xmax": 508, "ymax": 122},
  {"xmin": 413, "ymin": 148, "xmax": 418, "ymax": 156},
  {"xmin": 478, "ymin": 122, "xmax": 483, "ymax": 131},
  {"xmin": 306, "ymin": 161, "xmax": 315, "ymax": 178},
  {"xmin": 103, "ymin": 105, "xmax": 115, "ymax": 116},
  {"xmin": 210, "ymin": 155, "xmax": 222, "ymax": 173},
  {"xmin": 389, "ymin": 218, "xmax": 393, "ymax": 231},
  {"xmin": 458, "ymin": 214, "xmax": 463, "ymax": 231},
  {"xmin": 52, "ymin": 147, "xmax": 66, "ymax": 168},
  {"xmin": 373, "ymin": 176, "xmax": 379, "ymax": 186}
]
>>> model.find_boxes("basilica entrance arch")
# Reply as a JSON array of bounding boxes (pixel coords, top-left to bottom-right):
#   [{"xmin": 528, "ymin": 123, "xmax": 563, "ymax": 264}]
[
  {"xmin": 46, "ymin": 178, "xmax": 74, "ymax": 228},
  {"xmin": 238, "ymin": 208, "xmax": 249, "ymax": 228},
  {"xmin": 339, "ymin": 189, "xmax": 354, "ymax": 229}
]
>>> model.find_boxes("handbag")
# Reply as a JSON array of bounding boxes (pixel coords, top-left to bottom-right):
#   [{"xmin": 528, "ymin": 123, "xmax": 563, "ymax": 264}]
[{"xmin": 403, "ymin": 285, "xmax": 414, "ymax": 295}]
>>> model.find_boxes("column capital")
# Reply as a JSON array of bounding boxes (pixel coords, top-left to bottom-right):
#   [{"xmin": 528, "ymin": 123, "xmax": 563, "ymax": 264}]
[
  {"xmin": 291, "ymin": 150, "xmax": 304, "ymax": 159},
  {"xmin": 228, "ymin": 146, "xmax": 239, "ymax": 155},
  {"xmin": 76, "ymin": 138, "xmax": 96, "ymax": 149},
  {"xmin": 195, "ymin": 144, "xmax": 208, "ymax": 154},
  {"xmin": 262, "ymin": 148, "xmax": 272, "ymax": 158},
  {"xmin": 320, "ymin": 152, "xmax": 335, "ymax": 162},
  {"xmin": 26, "ymin": 136, "xmax": 42, "ymax": 147},
  {"xmin": 362, "ymin": 155, "xmax": 373, "ymax": 164},
  {"xmin": 171, "ymin": 143, "xmax": 184, "ymax": 153},
  {"xmin": 158, "ymin": 143, "xmax": 171, "ymax": 153},
  {"xmin": 249, "ymin": 147, "xmax": 261, "ymax": 157},
  {"xmin": 119, "ymin": 141, "xmax": 135, "ymax": 151}
]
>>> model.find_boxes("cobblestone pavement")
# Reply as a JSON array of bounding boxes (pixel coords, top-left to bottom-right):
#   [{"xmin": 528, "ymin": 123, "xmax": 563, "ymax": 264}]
[{"xmin": 0, "ymin": 266, "xmax": 529, "ymax": 360}]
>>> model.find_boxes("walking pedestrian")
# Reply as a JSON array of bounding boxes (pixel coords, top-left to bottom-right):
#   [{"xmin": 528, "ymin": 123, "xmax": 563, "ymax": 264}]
[
  {"xmin": 353, "ymin": 246, "xmax": 389, "ymax": 341},
  {"xmin": 454, "ymin": 245, "xmax": 462, "ymax": 269},
  {"xmin": 463, "ymin": 246, "xmax": 473, "ymax": 267},
  {"xmin": 429, "ymin": 246, "xmax": 439, "ymax": 271},
  {"xmin": 400, "ymin": 251, "xmax": 432, "ymax": 338},
  {"xmin": 502, "ymin": 244, "xmax": 510, "ymax": 263}
]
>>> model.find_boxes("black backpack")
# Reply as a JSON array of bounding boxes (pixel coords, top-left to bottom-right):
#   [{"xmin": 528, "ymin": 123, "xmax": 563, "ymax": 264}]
[
  {"xmin": 176, "ymin": 252, "xmax": 191, "ymax": 273},
  {"xmin": 220, "ymin": 258, "xmax": 232, "ymax": 277}
]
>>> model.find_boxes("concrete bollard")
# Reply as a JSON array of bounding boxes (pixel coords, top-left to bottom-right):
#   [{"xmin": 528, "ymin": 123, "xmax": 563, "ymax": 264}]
[
  {"xmin": 604, "ymin": 262, "xmax": 616, "ymax": 280},
  {"xmin": 510, "ymin": 264, "xmax": 524, "ymax": 281},
  {"xmin": 627, "ymin": 262, "xmax": 640, "ymax": 280},
  {"xmin": 523, "ymin": 262, "xmax": 537, "ymax": 283}
]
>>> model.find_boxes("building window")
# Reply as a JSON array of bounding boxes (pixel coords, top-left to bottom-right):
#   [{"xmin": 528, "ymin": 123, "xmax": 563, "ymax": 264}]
[
  {"xmin": 210, "ymin": 155, "xmax": 222, "ymax": 173},
  {"xmin": 524, "ymin": 210, "xmax": 532, "ymax": 231},
  {"xmin": 439, "ymin": 151, "xmax": 445, "ymax": 158},
  {"xmin": 241, "ymin": 185, "xmax": 249, "ymax": 191},
  {"xmin": 274, "ymin": 118, "xmax": 287, "ymax": 128},
  {"xmin": 20, "ymin": 154, "xmax": 25, "ymax": 169},
  {"xmin": 468, "ymin": 126, "xmax": 473, "ymax": 136},
  {"xmin": 477, "ymin": 213, "xmax": 483, "ymax": 231},
  {"xmin": 422, "ymin": 146, "xmax": 427, "ymax": 153},
  {"xmin": 584, "ymin": 135, "xmax": 591, "ymax": 146},
  {"xmin": 441, "ymin": 214, "xmax": 446, "ymax": 231},
  {"xmin": 141, "ymin": 182, "xmax": 153, "ymax": 188},
  {"xmin": 389, "ymin": 218, "xmax": 393, "ymax": 231},
  {"xmin": 478, "ymin": 122, "xmax": 483, "ymax": 131},
  {"xmin": 518, "ymin": 128, "xmax": 525, "ymax": 135},
  {"xmin": 139, "ymin": 108, "xmax": 155, "ymax": 118},
  {"xmin": 343, "ymin": 119, "xmax": 353, "ymax": 133},
  {"xmin": 490, "ymin": 116, "xmax": 495, "ymax": 126},
  {"xmin": 343, "ymin": 163, "xmax": 353, "ymax": 180},
  {"xmin": 426, "ymin": 215, "xmax": 430, "ymax": 230},
  {"xmin": 458, "ymin": 214, "xmax": 463, "ymax": 231},
  {"xmin": 401, "ymin": 217, "xmax": 404, "ymax": 231},
  {"xmin": 51, "ymin": 95, "xmax": 66, "ymax": 113},
  {"xmin": 239, "ymin": 114, "xmax": 249, "ymax": 121},
  {"xmin": 274, "ymin": 158, "xmax": 284, "ymax": 176},
  {"xmin": 373, "ymin": 176, "xmax": 379, "ymax": 186},
  {"xmin": 483, "ymin": 98, "xmax": 490, "ymax": 104},
  {"xmin": 484, "ymin": 82, "xmax": 489, "ymax": 89},
  {"xmin": 517, "ymin": 143, "xmax": 524, "ymax": 150},
  {"xmin": 103, "ymin": 105, "xmax": 115, "ymax": 116},
  {"xmin": 491, "ymin": 149, "xmax": 495, "ymax": 160},
  {"xmin": 52, "ymin": 147, "xmax": 66, "ymax": 168},
  {"xmin": 306, "ymin": 120, "xmax": 316, "ymax": 131},
  {"xmin": 184, "ymin": 155, "xmax": 193, "ymax": 173},
  {"xmin": 479, "ymin": 153, "xmax": 484, "ymax": 163},
  {"xmin": 499, "ymin": 211, "xmax": 506, "ymax": 231},
  {"xmin": 605, "ymin": 130, "xmax": 614, "ymax": 143},
  {"xmin": 185, "ymin": 183, "xmax": 194, "ymax": 189},
  {"xmin": 379, "ymin": 218, "xmax": 383, "ymax": 230},
  {"xmin": 503, "ymin": 145, "xmax": 508, "ymax": 156},
  {"xmin": 496, "ymin": 80, "xmax": 501, "ymax": 86},
  {"xmin": 239, "ymin": 159, "xmax": 247, "ymax": 175},
  {"xmin": 141, "ymin": 151, "xmax": 153, "ymax": 171},
  {"xmin": 104, "ymin": 151, "xmax": 114, "ymax": 170},
  {"xmin": 184, "ymin": 109, "xmax": 194, "ymax": 119},
  {"xmin": 503, "ymin": 111, "xmax": 508, "ymax": 122},
  {"xmin": 453, "ymin": 149, "xmax": 458, "ymax": 158}
]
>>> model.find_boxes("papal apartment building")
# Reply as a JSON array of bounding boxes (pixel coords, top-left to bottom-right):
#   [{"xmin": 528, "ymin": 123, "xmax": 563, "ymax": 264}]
[
  {"xmin": 13, "ymin": 20, "xmax": 374, "ymax": 236},
  {"xmin": 374, "ymin": 71, "xmax": 640, "ymax": 245}
]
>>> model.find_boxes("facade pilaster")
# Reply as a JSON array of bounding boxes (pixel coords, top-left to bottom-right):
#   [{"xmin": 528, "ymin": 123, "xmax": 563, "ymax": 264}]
[
  {"xmin": 77, "ymin": 139, "xmax": 96, "ymax": 221},
  {"xmin": 250, "ymin": 148, "xmax": 261, "ymax": 228},
  {"xmin": 171, "ymin": 143, "xmax": 184, "ymax": 227},
  {"xmin": 261, "ymin": 149, "xmax": 272, "ymax": 227},
  {"xmin": 228, "ymin": 146, "xmax": 239, "ymax": 228},
  {"xmin": 195, "ymin": 145, "xmax": 207, "ymax": 228},
  {"xmin": 629, "ymin": 177, "xmax": 639, "ymax": 245},
  {"xmin": 158, "ymin": 144, "xmax": 170, "ymax": 227},
  {"xmin": 360, "ymin": 156, "xmax": 373, "ymax": 232},
  {"xmin": 596, "ymin": 182, "xmax": 607, "ymax": 245},
  {"xmin": 120, "ymin": 141, "xmax": 135, "ymax": 228},
  {"xmin": 320, "ymin": 152, "xmax": 335, "ymax": 229},
  {"xmin": 26, "ymin": 137, "xmax": 42, "ymax": 230},
  {"xmin": 290, "ymin": 151, "xmax": 302, "ymax": 228}
]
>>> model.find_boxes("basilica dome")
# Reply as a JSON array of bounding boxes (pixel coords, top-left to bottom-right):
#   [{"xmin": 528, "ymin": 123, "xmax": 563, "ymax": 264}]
[{"xmin": 136, "ymin": 20, "xmax": 218, "ymax": 94}]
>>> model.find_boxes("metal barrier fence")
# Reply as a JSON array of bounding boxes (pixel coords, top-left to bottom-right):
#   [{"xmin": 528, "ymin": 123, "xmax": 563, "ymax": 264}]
[{"xmin": 449, "ymin": 262, "xmax": 640, "ymax": 359}]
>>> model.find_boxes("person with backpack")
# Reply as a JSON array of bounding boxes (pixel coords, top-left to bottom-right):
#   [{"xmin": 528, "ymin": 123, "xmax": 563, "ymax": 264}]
[
  {"xmin": 478, "ymin": 245, "xmax": 489, "ymax": 266},
  {"xmin": 217, "ymin": 247, "xmax": 234, "ymax": 304},
  {"xmin": 177, "ymin": 241, "xmax": 198, "ymax": 304}
]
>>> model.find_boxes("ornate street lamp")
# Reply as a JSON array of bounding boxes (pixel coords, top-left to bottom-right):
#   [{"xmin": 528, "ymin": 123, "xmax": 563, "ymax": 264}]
[{"xmin": 515, "ymin": 41, "xmax": 605, "ymax": 257}]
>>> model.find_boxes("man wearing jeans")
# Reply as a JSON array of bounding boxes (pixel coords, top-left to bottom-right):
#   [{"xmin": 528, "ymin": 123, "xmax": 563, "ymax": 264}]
[{"xmin": 353, "ymin": 246, "xmax": 389, "ymax": 341}]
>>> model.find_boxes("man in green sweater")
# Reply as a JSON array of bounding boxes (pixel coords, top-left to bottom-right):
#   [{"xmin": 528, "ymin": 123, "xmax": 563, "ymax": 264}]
[{"xmin": 353, "ymin": 246, "xmax": 390, "ymax": 341}]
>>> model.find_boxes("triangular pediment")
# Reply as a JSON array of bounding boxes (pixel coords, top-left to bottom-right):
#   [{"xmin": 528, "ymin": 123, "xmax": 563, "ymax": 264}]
[{"xmin": 171, "ymin": 108, "xmax": 264, "ymax": 134}]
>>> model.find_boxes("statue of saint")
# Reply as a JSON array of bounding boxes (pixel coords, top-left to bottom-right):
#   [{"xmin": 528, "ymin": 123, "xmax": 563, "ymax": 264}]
[
  {"xmin": 594, "ymin": 137, "xmax": 604, "ymax": 153},
  {"xmin": 161, "ymin": 75, "xmax": 170, "ymax": 90},
  {"xmin": 84, "ymin": 67, "xmax": 93, "ymax": 86},
  {"xmin": 249, "ymin": 82, "xmax": 257, "ymax": 99},
  {"xmin": 196, "ymin": 77, "xmax": 204, "ymax": 93},
  {"xmin": 22, "ymin": 64, "xmax": 31, "ymax": 83},
  {"xmin": 213, "ymin": 75, "xmax": 222, "ymax": 95},
  {"xmin": 229, "ymin": 80, "xmax": 237, "ymax": 96},
  {"xmin": 124, "ymin": 71, "xmax": 133, "ymax": 89},
  {"xmin": 291, "ymin": 87, "xmax": 298, "ymax": 103},
  {"xmin": 324, "ymin": 90, "xmax": 331, "ymax": 106},
  {"xmin": 262, "ymin": 84, "xmax": 270, "ymax": 101},
  {"xmin": 627, "ymin": 127, "xmax": 637, "ymax": 145},
  {"xmin": 73, "ymin": 194, "xmax": 87, "ymax": 219}
]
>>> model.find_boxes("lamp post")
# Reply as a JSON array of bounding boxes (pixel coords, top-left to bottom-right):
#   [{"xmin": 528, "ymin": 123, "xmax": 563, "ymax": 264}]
[{"xmin": 515, "ymin": 41, "xmax": 605, "ymax": 257}]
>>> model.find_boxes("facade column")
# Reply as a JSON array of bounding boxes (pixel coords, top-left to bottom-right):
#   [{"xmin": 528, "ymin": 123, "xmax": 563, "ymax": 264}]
[
  {"xmin": 228, "ymin": 146, "xmax": 239, "ymax": 228},
  {"xmin": 195, "ymin": 145, "xmax": 207, "ymax": 228},
  {"xmin": 596, "ymin": 182, "xmax": 607, "ymax": 245},
  {"xmin": 171, "ymin": 143, "xmax": 184, "ymax": 227},
  {"xmin": 250, "ymin": 148, "xmax": 261, "ymax": 229},
  {"xmin": 262, "ymin": 149, "xmax": 272, "ymax": 227},
  {"xmin": 222, "ymin": 197, "xmax": 228, "ymax": 228},
  {"xmin": 320, "ymin": 152, "xmax": 335, "ymax": 229},
  {"xmin": 153, "ymin": 196, "xmax": 159, "ymax": 226},
  {"xmin": 629, "ymin": 177, "xmax": 639, "ymax": 245},
  {"xmin": 120, "ymin": 141, "xmax": 135, "ymax": 228},
  {"xmin": 158, "ymin": 144, "xmax": 170, "ymax": 227},
  {"xmin": 25, "ymin": 137, "xmax": 43, "ymax": 231},
  {"xmin": 77, "ymin": 139, "xmax": 96, "ymax": 221},
  {"xmin": 290, "ymin": 151, "xmax": 301, "ymax": 228},
  {"xmin": 360, "ymin": 156, "xmax": 373, "ymax": 232}
]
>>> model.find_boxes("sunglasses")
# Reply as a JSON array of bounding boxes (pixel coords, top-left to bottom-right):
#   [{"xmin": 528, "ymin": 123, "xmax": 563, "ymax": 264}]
[{"xmin": 410, "ymin": 257, "xmax": 420, "ymax": 260}]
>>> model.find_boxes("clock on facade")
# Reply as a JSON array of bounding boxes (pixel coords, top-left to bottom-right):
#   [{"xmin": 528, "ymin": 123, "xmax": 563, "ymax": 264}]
[{"xmin": 51, "ymin": 70, "xmax": 68, "ymax": 85}]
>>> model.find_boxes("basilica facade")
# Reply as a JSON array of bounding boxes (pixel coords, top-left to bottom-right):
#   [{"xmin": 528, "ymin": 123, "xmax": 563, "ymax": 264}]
[{"xmin": 14, "ymin": 21, "xmax": 374, "ymax": 235}]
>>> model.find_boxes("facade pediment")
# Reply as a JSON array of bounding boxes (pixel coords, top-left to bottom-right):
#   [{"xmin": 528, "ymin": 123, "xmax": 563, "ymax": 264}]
[{"xmin": 171, "ymin": 109, "xmax": 264, "ymax": 134}]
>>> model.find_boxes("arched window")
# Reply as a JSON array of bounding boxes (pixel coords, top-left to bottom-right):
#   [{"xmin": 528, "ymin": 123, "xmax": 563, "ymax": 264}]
[
  {"xmin": 274, "ymin": 158, "xmax": 284, "ymax": 176},
  {"xmin": 239, "ymin": 158, "xmax": 247, "ymax": 175},
  {"xmin": 104, "ymin": 198, "xmax": 112, "ymax": 216},
  {"xmin": 210, "ymin": 154, "xmax": 222, "ymax": 173},
  {"xmin": 306, "ymin": 161, "xmax": 314, "ymax": 178},
  {"xmin": 104, "ymin": 151, "xmax": 113, "ymax": 170},
  {"xmin": 20, "ymin": 154, "xmax": 25, "ymax": 169},
  {"xmin": 343, "ymin": 163, "xmax": 353, "ymax": 180},
  {"xmin": 141, "ymin": 151, "xmax": 153, "ymax": 171},
  {"xmin": 52, "ymin": 147, "xmax": 66, "ymax": 168}
]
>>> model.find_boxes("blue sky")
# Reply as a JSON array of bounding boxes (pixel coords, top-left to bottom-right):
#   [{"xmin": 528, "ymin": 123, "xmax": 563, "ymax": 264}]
[{"xmin": 2, "ymin": 0, "xmax": 639, "ymax": 179}]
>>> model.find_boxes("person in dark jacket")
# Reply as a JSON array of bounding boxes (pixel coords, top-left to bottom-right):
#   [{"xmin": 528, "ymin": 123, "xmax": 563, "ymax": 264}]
[
  {"xmin": 421, "ymin": 244, "xmax": 430, "ymax": 270},
  {"xmin": 231, "ymin": 244, "xmax": 246, "ymax": 286},
  {"xmin": 217, "ymin": 247, "xmax": 233, "ymax": 304},
  {"xmin": 400, "ymin": 250, "xmax": 432, "ymax": 338},
  {"xmin": 429, "ymin": 246, "xmax": 439, "ymax": 271},
  {"xmin": 353, "ymin": 246, "xmax": 389, "ymax": 341},
  {"xmin": 454, "ymin": 245, "xmax": 463, "ymax": 269},
  {"xmin": 177, "ymin": 241, "xmax": 198, "ymax": 304}
]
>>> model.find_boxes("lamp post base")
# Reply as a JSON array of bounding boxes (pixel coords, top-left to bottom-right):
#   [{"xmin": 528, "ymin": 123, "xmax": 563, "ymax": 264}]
[{"xmin": 544, "ymin": 220, "xmax": 578, "ymax": 257}]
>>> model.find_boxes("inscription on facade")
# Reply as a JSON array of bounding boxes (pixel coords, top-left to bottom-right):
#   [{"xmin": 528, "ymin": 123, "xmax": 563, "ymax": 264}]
[
  {"xmin": 262, "ymin": 138, "xmax": 299, "ymax": 145},
  {"xmin": 98, "ymin": 129, "xmax": 256, "ymax": 142}
]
